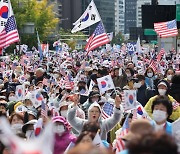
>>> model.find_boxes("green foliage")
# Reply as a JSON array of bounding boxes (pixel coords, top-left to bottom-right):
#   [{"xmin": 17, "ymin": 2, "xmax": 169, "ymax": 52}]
[
  {"xmin": 111, "ymin": 32, "xmax": 124, "ymax": 45},
  {"xmin": 9, "ymin": 0, "xmax": 59, "ymax": 49}
]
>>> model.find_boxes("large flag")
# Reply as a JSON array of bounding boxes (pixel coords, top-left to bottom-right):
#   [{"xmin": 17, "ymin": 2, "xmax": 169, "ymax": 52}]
[
  {"xmin": 0, "ymin": 117, "xmax": 54, "ymax": 154},
  {"xmin": 0, "ymin": 0, "xmax": 19, "ymax": 49},
  {"xmin": 85, "ymin": 22, "xmax": 110, "ymax": 55},
  {"xmin": 97, "ymin": 75, "xmax": 115, "ymax": 94},
  {"xmin": 71, "ymin": 0, "xmax": 101, "ymax": 33},
  {"xmin": 36, "ymin": 30, "xmax": 43, "ymax": 60},
  {"xmin": 154, "ymin": 19, "xmax": 178, "ymax": 38}
]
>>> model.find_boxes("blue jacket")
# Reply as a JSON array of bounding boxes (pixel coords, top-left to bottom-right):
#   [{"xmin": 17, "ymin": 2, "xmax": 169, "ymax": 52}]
[{"xmin": 151, "ymin": 120, "xmax": 172, "ymax": 135}]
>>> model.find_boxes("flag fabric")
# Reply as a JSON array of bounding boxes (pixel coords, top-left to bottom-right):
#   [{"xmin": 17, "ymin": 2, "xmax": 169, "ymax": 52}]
[
  {"xmin": 149, "ymin": 54, "xmax": 157, "ymax": 72},
  {"xmin": 157, "ymin": 48, "xmax": 165, "ymax": 62},
  {"xmin": 53, "ymin": 40, "xmax": 61, "ymax": 47},
  {"xmin": 136, "ymin": 37, "xmax": 142, "ymax": 54},
  {"xmin": 92, "ymin": 132, "xmax": 104, "ymax": 147},
  {"xmin": 0, "ymin": 0, "xmax": 19, "ymax": 49},
  {"xmin": 88, "ymin": 79, "xmax": 95, "ymax": 94},
  {"xmin": 41, "ymin": 99, "xmax": 48, "ymax": 118},
  {"xmin": 115, "ymin": 116, "xmax": 130, "ymax": 152},
  {"xmin": 15, "ymin": 85, "xmax": 25, "ymax": 101},
  {"xmin": 71, "ymin": 0, "xmax": 101, "ymax": 33},
  {"xmin": 172, "ymin": 101, "xmax": 180, "ymax": 110},
  {"xmin": 102, "ymin": 102, "xmax": 114, "ymax": 119},
  {"xmin": 97, "ymin": 75, "xmax": 115, "ymax": 94},
  {"xmin": 154, "ymin": 19, "xmax": 178, "ymax": 38},
  {"xmin": 85, "ymin": 22, "xmax": 110, "ymax": 55},
  {"xmin": 36, "ymin": 30, "xmax": 43, "ymax": 60},
  {"xmin": 123, "ymin": 90, "xmax": 137, "ymax": 111},
  {"xmin": 0, "ymin": 118, "xmax": 54, "ymax": 154}
]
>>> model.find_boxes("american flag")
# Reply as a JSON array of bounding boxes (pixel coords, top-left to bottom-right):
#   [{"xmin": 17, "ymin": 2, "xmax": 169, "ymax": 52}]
[
  {"xmin": 156, "ymin": 48, "xmax": 165, "ymax": 62},
  {"xmin": 41, "ymin": 100, "xmax": 48, "ymax": 118},
  {"xmin": 149, "ymin": 54, "xmax": 157, "ymax": 72},
  {"xmin": 0, "ymin": 15, "xmax": 19, "ymax": 49},
  {"xmin": 154, "ymin": 19, "xmax": 178, "ymax": 38},
  {"xmin": 102, "ymin": 102, "xmax": 114, "ymax": 119},
  {"xmin": 115, "ymin": 116, "xmax": 130, "ymax": 152},
  {"xmin": 85, "ymin": 22, "xmax": 110, "ymax": 55}
]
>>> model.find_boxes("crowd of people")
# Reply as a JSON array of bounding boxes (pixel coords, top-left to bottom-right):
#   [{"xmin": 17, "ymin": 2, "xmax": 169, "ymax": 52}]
[{"xmin": 0, "ymin": 46, "xmax": 179, "ymax": 154}]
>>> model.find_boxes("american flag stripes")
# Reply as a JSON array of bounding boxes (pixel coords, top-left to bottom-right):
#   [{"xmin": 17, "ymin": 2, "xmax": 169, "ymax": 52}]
[
  {"xmin": 41, "ymin": 100, "xmax": 48, "ymax": 118},
  {"xmin": 149, "ymin": 55, "xmax": 157, "ymax": 72},
  {"xmin": 154, "ymin": 19, "xmax": 178, "ymax": 38},
  {"xmin": 115, "ymin": 116, "xmax": 130, "ymax": 152},
  {"xmin": 157, "ymin": 48, "xmax": 165, "ymax": 62},
  {"xmin": 85, "ymin": 22, "xmax": 110, "ymax": 55},
  {"xmin": 0, "ymin": 15, "xmax": 19, "ymax": 49}
]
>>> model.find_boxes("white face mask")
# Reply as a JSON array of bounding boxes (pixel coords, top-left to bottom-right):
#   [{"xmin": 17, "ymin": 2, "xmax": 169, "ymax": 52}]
[
  {"xmin": 158, "ymin": 89, "xmax": 166, "ymax": 96},
  {"xmin": 133, "ymin": 82, "xmax": 142, "ymax": 89},
  {"xmin": 147, "ymin": 72, "xmax": 153, "ymax": 78},
  {"xmin": 126, "ymin": 73, "xmax": 131, "ymax": 77},
  {"xmin": 11, "ymin": 123, "xmax": 23, "ymax": 133},
  {"xmin": 60, "ymin": 110, "xmax": 67, "ymax": 119},
  {"xmin": 167, "ymin": 75, "xmax": 173, "ymax": 81},
  {"xmin": 152, "ymin": 110, "xmax": 167, "ymax": 123},
  {"xmin": 25, "ymin": 130, "xmax": 34, "ymax": 139},
  {"xmin": 54, "ymin": 125, "xmax": 65, "ymax": 135},
  {"xmin": 9, "ymin": 96, "xmax": 16, "ymax": 101},
  {"xmin": 106, "ymin": 93, "xmax": 111, "ymax": 98}
]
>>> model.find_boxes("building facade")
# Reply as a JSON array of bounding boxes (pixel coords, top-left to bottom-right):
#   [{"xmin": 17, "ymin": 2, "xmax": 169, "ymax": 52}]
[
  {"xmin": 124, "ymin": 0, "xmax": 137, "ymax": 34},
  {"xmin": 115, "ymin": 0, "xmax": 125, "ymax": 35},
  {"xmin": 136, "ymin": 0, "xmax": 151, "ymax": 27},
  {"xmin": 158, "ymin": 0, "xmax": 180, "ymax": 4}
]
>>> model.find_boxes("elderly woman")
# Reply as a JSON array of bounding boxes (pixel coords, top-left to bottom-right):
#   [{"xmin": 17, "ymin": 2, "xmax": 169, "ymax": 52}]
[{"xmin": 67, "ymin": 94, "xmax": 122, "ymax": 140}]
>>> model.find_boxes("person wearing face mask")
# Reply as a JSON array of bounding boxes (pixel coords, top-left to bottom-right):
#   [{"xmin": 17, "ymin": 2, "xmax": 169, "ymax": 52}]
[
  {"xmin": 151, "ymin": 95, "xmax": 173, "ymax": 135},
  {"xmin": 136, "ymin": 75, "xmax": 155, "ymax": 107},
  {"xmin": 52, "ymin": 116, "xmax": 76, "ymax": 154},
  {"xmin": 9, "ymin": 112, "xmax": 24, "ymax": 135},
  {"xmin": 165, "ymin": 68, "xmax": 175, "ymax": 85},
  {"xmin": 68, "ymin": 94, "xmax": 122, "ymax": 140},
  {"xmin": 144, "ymin": 67, "xmax": 156, "ymax": 90},
  {"xmin": 145, "ymin": 80, "xmax": 180, "ymax": 122},
  {"xmin": 125, "ymin": 68, "xmax": 134, "ymax": 80},
  {"xmin": 8, "ymin": 90, "xmax": 16, "ymax": 102},
  {"xmin": 22, "ymin": 119, "xmax": 38, "ymax": 139}
]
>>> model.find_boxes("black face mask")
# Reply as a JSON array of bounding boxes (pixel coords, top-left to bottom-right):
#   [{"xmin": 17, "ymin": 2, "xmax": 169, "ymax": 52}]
[{"xmin": 79, "ymin": 86, "xmax": 86, "ymax": 91}]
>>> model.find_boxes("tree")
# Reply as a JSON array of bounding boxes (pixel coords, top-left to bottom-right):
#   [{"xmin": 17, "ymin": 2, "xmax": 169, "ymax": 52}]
[
  {"xmin": 111, "ymin": 32, "xmax": 124, "ymax": 45},
  {"xmin": 10, "ymin": 0, "xmax": 59, "ymax": 48}
]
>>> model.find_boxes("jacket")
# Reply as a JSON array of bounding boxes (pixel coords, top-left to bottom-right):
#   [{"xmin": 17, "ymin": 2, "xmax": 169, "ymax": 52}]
[
  {"xmin": 67, "ymin": 103, "xmax": 122, "ymax": 140},
  {"xmin": 137, "ymin": 84, "xmax": 155, "ymax": 106},
  {"xmin": 144, "ymin": 95, "xmax": 180, "ymax": 121},
  {"xmin": 53, "ymin": 132, "xmax": 76, "ymax": 154}
]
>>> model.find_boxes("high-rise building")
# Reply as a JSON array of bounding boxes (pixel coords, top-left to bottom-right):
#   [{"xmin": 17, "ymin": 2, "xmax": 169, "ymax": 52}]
[
  {"xmin": 124, "ymin": 0, "xmax": 137, "ymax": 34},
  {"xmin": 82, "ymin": 0, "xmax": 115, "ymax": 33},
  {"xmin": 158, "ymin": 0, "xmax": 180, "ymax": 4},
  {"xmin": 49, "ymin": 0, "xmax": 82, "ymax": 30},
  {"xmin": 136, "ymin": 0, "xmax": 151, "ymax": 27},
  {"xmin": 115, "ymin": 0, "xmax": 125, "ymax": 35}
]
